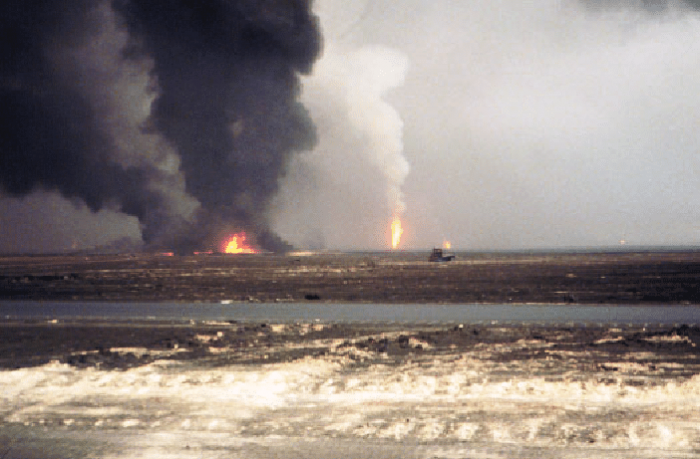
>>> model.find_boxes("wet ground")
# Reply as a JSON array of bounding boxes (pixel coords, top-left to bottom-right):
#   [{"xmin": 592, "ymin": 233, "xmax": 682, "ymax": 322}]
[
  {"xmin": 2, "ymin": 319, "xmax": 700, "ymax": 458},
  {"xmin": 2, "ymin": 250, "xmax": 700, "ymax": 304},
  {"xmin": 2, "ymin": 319, "xmax": 699, "ymax": 380},
  {"xmin": 3, "ymin": 251, "xmax": 700, "ymax": 457}
]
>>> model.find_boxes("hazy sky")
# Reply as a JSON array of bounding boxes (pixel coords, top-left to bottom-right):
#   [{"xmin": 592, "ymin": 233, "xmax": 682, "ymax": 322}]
[
  {"xmin": 273, "ymin": 0, "xmax": 700, "ymax": 250},
  {"xmin": 3, "ymin": 0, "xmax": 700, "ymax": 253}
]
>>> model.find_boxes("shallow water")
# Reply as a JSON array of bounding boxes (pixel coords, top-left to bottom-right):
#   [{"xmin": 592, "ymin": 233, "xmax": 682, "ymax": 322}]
[
  {"xmin": 2, "ymin": 301, "xmax": 700, "ymax": 325},
  {"xmin": 2, "ymin": 321, "xmax": 699, "ymax": 458}
]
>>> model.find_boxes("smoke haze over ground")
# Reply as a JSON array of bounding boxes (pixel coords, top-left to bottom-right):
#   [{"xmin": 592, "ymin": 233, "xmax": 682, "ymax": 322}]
[{"xmin": 3, "ymin": 0, "xmax": 700, "ymax": 252}]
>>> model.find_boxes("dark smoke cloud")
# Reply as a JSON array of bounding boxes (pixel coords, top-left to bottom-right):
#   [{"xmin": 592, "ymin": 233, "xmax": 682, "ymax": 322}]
[
  {"xmin": 113, "ymin": 0, "xmax": 321, "ymax": 251},
  {"xmin": 0, "ymin": 1, "xmax": 167, "ymax": 239},
  {"xmin": 0, "ymin": 0, "xmax": 321, "ymax": 253}
]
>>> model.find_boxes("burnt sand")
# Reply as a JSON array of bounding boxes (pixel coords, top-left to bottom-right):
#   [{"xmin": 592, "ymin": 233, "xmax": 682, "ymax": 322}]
[
  {"xmin": 3, "ymin": 319, "xmax": 699, "ymax": 459},
  {"xmin": 2, "ymin": 250, "xmax": 700, "ymax": 304},
  {"xmin": 2, "ymin": 250, "xmax": 699, "ymax": 373},
  {"xmin": 2, "ymin": 251, "xmax": 700, "ymax": 458},
  {"xmin": 1, "ymin": 319, "xmax": 699, "ymax": 383}
]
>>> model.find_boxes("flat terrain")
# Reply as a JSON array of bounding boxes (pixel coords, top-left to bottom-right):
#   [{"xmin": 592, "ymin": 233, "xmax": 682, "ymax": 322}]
[
  {"xmin": 3, "ymin": 251, "xmax": 700, "ymax": 458},
  {"xmin": 2, "ymin": 318, "xmax": 699, "ymax": 458},
  {"xmin": 1, "ymin": 319, "xmax": 699, "ymax": 378},
  {"xmin": 2, "ymin": 250, "xmax": 700, "ymax": 304}
]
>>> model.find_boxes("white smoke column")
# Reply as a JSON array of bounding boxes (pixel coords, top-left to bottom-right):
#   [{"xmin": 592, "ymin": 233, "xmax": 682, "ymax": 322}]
[
  {"xmin": 271, "ymin": 11, "xmax": 411, "ymax": 249},
  {"xmin": 343, "ymin": 46, "xmax": 410, "ymax": 220}
]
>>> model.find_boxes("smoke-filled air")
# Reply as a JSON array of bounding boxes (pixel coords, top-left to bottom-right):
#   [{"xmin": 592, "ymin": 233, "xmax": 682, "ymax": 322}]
[
  {"xmin": 1, "ymin": 0, "xmax": 320, "ymax": 253},
  {"xmin": 3, "ymin": 0, "xmax": 700, "ymax": 252}
]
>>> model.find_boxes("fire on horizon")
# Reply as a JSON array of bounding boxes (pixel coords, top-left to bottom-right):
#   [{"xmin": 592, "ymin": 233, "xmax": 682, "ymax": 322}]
[
  {"xmin": 391, "ymin": 216, "xmax": 403, "ymax": 249},
  {"xmin": 222, "ymin": 233, "xmax": 258, "ymax": 254}
]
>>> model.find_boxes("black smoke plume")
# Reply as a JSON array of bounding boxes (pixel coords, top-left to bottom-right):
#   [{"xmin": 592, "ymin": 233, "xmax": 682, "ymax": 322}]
[
  {"xmin": 0, "ymin": 1, "xmax": 168, "ymax": 239},
  {"xmin": 0, "ymin": 0, "xmax": 321, "ymax": 253},
  {"xmin": 113, "ymin": 0, "xmax": 321, "ymax": 252}
]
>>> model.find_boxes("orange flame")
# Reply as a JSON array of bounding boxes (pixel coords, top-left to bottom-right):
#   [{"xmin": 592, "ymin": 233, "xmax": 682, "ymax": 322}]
[
  {"xmin": 443, "ymin": 240, "xmax": 451, "ymax": 250},
  {"xmin": 222, "ymin": 232, "xmax": 258, "ymax": 254},
  {"xmin": 391, "ymin": 216, "xmax": 403, "ymax": 249}
]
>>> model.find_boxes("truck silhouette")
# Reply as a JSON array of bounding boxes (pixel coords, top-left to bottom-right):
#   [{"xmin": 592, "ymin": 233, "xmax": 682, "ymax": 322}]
[{"xmin": 429, "ymin": 248, "xmax": 455, "ymax": 262}]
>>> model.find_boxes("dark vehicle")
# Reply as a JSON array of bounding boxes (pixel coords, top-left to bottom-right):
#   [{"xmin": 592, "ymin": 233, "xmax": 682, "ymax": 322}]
[{"xmin": 429, "ymin": 248, "xmax": 455, "ymax": 262}]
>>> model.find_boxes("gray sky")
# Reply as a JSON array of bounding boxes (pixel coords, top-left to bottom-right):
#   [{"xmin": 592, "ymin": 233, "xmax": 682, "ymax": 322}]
[
  {"xmin": 3, "ymin": 0, "xmax": 700, "ymax": 253},
  {"xmin": 272, "ymin": 0, "xmax": 700, "ymax": 250}
]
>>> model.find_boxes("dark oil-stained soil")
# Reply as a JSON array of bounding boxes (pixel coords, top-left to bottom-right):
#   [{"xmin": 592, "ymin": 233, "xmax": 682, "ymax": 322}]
[
  {"xmin": 2, "ymin": 250, "xmax": 700, "ymax": 304},
  {"xmin": 1, "ymin": 319, "xmax": 699, "ymax": 383},
  {"xmin": 2, "ymin": 251, "xmax": 700, "ymax": 374}
]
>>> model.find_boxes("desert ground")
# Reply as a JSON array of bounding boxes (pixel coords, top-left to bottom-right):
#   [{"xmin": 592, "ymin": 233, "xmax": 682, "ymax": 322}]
[
  {"xmin": 3, "ymin": 249, "xmax": 699, "ymax": 373},
  {"xmin": 2, "ymin": 251, "xmax": 700, "ymax": 458},
  {"xmin": 1, "ymin": 249, "xmax": 700, "ymax": 304}
]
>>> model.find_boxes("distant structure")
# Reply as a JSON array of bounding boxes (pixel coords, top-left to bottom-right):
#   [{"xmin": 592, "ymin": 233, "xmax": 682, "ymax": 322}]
[{"xmin": 429, "ymin": 247, "xmax": 455, "ymax": 262}]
